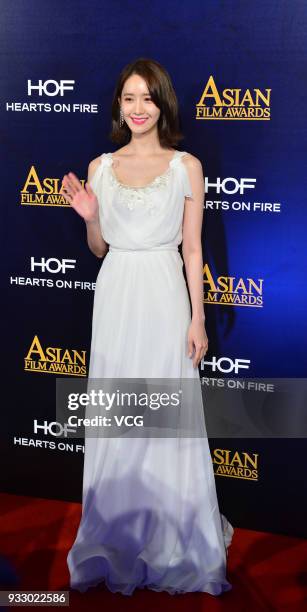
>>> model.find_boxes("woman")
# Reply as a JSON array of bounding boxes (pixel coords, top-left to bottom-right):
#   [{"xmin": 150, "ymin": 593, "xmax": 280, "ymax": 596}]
[{"xmin": 62, "ymin": 57, "xmax": 234, "ymax": 596}]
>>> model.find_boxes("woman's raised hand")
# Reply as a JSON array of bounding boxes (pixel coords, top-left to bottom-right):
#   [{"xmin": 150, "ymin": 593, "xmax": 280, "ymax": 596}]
[{"xmin": 62, "ymin": 172, "xmax": 99, "ymax": 222}]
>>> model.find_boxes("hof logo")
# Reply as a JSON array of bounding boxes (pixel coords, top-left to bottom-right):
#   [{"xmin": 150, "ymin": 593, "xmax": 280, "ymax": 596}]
[
  {"xmin": 33, "ymin": 420, "xmax": 77, "ymax": 437},
  {"xmin": 7, "ymin": 80, "xmax": 97, "ymax": 114},
  {"xmin": 201, "ymin": 356, "xmax": 250, "ymax": 374},
  {"xmin": 206, "ymin": 177, "xmax": 256, "ymax": 195},
  {"xmin": 27, "ymin": 79, "xmax": 75, "ymax": 97},
  {"xmin": 197, "ymin": 75, "xmax": 271, "ymax": 120},
  {"xmin": 9, "ymin": 256, "xmax": 95, "ymax": 291},
  {"xmin": 30, "ymin": 257, "xmax": 76, "ymax": 274}
]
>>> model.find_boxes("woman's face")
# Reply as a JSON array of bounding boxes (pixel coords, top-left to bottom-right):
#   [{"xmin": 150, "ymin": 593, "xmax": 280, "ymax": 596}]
[{"xmin": 118, "ymin": 74, "xmax": 160, "ymax": 134}]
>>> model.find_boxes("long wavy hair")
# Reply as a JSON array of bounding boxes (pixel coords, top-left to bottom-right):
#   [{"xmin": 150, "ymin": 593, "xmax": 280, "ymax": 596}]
[{"xmin": 109, "ymin": 57, "xmax": 184, "ymax": 148}]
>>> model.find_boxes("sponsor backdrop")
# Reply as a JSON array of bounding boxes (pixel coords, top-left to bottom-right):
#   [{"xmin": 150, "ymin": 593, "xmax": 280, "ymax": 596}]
[{"xmin": 2, "ymin": 2, "xmax": 307, "ymax": 537}]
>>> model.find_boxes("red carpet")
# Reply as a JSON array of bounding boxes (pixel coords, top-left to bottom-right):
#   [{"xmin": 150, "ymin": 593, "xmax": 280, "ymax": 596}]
[{"xmin": 0, "ymin": 492, "xmax": 306, "ymax": 611}]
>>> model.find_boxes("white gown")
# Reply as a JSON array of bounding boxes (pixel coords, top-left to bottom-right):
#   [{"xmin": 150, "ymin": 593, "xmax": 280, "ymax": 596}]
[{"xmin": 67, "ymin": 150, "xmax": 234, "ymax": 596}]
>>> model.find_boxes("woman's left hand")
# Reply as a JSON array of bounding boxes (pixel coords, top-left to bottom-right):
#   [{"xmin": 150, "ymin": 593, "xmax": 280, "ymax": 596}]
[{"xmin": 187, "ymin": 319, "xmax": 208, "ymax": 368}]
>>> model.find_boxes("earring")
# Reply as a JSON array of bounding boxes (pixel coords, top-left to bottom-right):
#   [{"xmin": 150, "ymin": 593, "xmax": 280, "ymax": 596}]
[{"xmin": 119, "ymin": 107, "xmax": 124, "ymax": 127}]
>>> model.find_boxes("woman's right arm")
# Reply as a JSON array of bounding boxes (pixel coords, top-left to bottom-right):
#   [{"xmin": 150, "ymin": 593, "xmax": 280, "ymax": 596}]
[
  {"xmin": 86, "ymin": 159, "xmax": 108, "ymax": 259},
  {"xmin": 62, "ymin": 157, "xmax": 109, "ymax": 259}
]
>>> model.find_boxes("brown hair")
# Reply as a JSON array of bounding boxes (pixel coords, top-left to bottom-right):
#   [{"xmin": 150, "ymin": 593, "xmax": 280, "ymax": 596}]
[{"xmin": 109, "ymin": 57, "xmax": 184, "ymax": 148}]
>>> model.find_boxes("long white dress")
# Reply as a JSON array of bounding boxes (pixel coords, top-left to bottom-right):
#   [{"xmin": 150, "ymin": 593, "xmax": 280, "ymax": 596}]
[{"xmin": 67, "ymin": 150, "xmax": 234, "ymax": 596}]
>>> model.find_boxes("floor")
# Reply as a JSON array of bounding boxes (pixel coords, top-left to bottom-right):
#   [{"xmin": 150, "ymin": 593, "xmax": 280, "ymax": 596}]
[{"xmin": 1, "ymin": 492, "xmax": 307, "ymax": 611}]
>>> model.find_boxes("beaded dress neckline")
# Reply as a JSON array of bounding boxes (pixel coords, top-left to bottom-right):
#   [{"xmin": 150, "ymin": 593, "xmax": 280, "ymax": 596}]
[{"xmin": 109, "ymin": 149, "xmax": 179, "ymax": 190}]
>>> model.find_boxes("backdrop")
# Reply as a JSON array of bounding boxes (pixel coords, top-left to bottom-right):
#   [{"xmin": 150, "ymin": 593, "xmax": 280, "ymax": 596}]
[{"xmin": 2, "ymin": 0, "xmax": 307, "ymax": 538}]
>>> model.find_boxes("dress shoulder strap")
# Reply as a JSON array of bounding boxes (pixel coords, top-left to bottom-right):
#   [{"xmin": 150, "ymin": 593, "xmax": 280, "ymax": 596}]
[
  {"xmin": 174, "ymin": 150, "xmax": 190, "ymax": 160},
  {"xmin": 172, "ymin": 151, "xmax": 193, "ymax": 199},
  {"xmin": 175, "ymin": 150, "xmax": 188, "ymax": 158},
  {"xmin": 100, "ymin": 152, "xmax": 113, "ymax": 166},
  {"xmin": 89, "ymin": 153, "xmax": 112, "ymax": 194}
]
